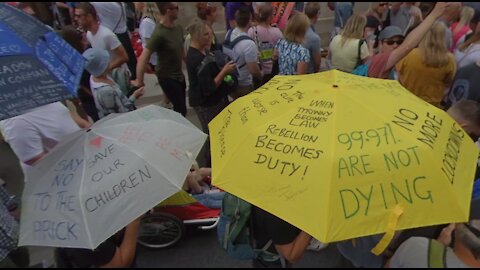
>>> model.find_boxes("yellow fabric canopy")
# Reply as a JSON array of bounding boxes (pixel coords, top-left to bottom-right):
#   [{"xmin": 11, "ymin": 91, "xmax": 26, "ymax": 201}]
[{"xmin": 209, "ymin": 70, "xmax": 478, "ymax": 247}]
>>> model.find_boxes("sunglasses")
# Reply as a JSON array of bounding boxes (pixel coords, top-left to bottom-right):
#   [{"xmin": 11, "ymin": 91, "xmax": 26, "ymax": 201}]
[
  {"xmin": 384, "ymin": 38, "xmax": 404, "ymax": 45},
  {"xmin": 379, "ymin": 3, "xmax": 388, "ymax": 7}
]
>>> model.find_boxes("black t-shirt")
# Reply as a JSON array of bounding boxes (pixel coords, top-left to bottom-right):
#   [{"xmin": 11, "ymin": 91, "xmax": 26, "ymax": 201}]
[
  {"xmin": 186, "ymin": 47, "xmax": 228, "ymax": 107},
  {"xmin": 58, "ymin": 229, "xmax": 125, "ymax": 268},
  {"xmin": 252, "ymin": 206, "xmax": 300, "ymax": 254}
]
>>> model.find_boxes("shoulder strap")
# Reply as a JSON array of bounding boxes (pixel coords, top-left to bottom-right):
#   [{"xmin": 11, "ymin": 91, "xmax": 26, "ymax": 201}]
[
  {"xmin": 230, "ymin": 35, "xmax": 254, "ymax": 48},
  {"xmin": 357, "ymin": 39, "xmax": 365, "ymax": 66},
  {"xmin": 112, "ymin": 2, "xmax": 125, "ymax": 33},
  {"xmin": 428, "ymin": 239, "xmax": 447, "ymax": 268},
  {"xmin": 224, "ymin": 29, "xmax": 234, "ymax": 46},
  {"xmin": 253, "ymin": 26, "xmax": 260, "ymax": 48},
  {"xmin": 458, "ymin": 45, "xmax": 480, "ymax": 66}
]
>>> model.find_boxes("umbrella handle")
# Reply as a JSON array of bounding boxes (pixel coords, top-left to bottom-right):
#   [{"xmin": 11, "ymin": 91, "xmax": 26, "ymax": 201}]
[{"xmin": 371, "ymin": 204, "xmax": 404, "ymax": 256}]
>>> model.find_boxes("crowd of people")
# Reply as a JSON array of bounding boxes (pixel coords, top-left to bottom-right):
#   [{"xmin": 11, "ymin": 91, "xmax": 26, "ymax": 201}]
[{"xmin": 2, "ymin": 1, "xmax": 480, "ymax": 268}]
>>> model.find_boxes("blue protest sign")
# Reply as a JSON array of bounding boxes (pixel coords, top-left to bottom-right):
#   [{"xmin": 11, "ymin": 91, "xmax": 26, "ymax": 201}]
[{"xmin": 0, "ymin": 3, "xmax": 85, "ymax": 120}]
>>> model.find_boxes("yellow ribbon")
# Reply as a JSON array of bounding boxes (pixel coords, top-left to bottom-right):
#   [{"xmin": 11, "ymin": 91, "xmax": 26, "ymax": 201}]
[{"xmin": 371, "ymin": 204, "xmax": 404, "ymax": 256}]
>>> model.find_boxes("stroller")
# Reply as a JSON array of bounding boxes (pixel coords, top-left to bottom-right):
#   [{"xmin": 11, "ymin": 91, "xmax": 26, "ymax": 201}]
[{"xmin": 137, "ymin": 177, "xmax": 222, "ymax": 248}]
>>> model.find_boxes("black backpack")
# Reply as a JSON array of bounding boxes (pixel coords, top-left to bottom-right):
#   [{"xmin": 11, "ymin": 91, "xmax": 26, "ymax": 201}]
[
  {"xmin": 222, "ymin": 29, "xmax": 254, "ymax": 71},
  {"xmin": 196, "ymin": 50, "xmax": 239, "ymax": 96}
]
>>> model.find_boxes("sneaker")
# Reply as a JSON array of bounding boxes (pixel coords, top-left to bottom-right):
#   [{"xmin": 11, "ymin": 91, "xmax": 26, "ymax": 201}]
[{"xmin": 306, "ymin": 238, "xmax": 328, "ymax": 251}]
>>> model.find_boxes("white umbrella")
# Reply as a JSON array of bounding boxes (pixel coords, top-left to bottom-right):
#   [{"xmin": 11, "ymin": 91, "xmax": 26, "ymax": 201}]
[{"xmin": 19, "ymin": 105, "xmax": 207, "ymax": 249}]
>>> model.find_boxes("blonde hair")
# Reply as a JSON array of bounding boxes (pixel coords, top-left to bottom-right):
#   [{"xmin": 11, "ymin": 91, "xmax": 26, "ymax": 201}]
[
  {"xmin": 142, "ymin": 2, "xmax": 161, "ymax": 23},
  {"xmin": 186, "ymin": 19, "xmax": 208, "ymax": 40},
  {"xmin": 455, "ymin": 6, "xmax": 475, "ymax": 32},
  {"xmin": 284, "ymin": 13, "xmax": 310, "ymax": 44},
  {"xmin": 340, "ymin": 14, "xmax": 367, "ymax": 47},
  {"xmin": 418, "ymin": 22, "xmax": 451, "ymax": 67},
  {"xmin": 460, "ymin": 6, "xmax": 475, "ymax": 25}
]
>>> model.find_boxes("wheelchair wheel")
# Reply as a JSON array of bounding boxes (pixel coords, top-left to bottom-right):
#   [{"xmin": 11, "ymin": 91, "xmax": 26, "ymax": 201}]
[{"xmin": 137, "ymin": 212, "xmax": 184, "ymax": 248}]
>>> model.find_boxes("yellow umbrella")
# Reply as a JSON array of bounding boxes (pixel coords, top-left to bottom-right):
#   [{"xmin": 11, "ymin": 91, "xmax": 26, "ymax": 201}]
[{"xmin": 209, "ymin": 70, "xmax": 478, "ymax": 252}]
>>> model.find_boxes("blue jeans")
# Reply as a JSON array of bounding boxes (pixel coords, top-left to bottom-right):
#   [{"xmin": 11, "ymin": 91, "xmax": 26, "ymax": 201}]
[{"xmin": 192, "ymin": 192, "xmax": 225, "ymax": 209}]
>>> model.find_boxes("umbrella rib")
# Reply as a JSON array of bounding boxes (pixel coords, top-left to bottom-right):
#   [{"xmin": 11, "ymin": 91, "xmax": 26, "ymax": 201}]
[
  {"xmin": 79, "ymin": 130, "xmax": 94, "ymax": 249},
  {"xmin": 326, "ymin": 85, "xmax": 339, "ymax": 241}
]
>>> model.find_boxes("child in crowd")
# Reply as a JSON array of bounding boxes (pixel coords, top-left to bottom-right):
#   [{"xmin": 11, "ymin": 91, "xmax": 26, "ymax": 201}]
[{"xmin": 82, "ymin": 48, "xmax": 144, "ymax": 119}]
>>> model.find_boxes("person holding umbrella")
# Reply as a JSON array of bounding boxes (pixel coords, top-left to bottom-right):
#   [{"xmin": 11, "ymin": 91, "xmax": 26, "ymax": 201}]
[{"xmin": 55, "ymin": 218, "xmax": 141, "ymax": 268}]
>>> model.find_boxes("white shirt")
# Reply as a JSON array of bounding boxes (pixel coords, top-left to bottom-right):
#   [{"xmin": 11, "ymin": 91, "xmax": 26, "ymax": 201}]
[
  {"xmin": 90, "ymin": 2, "xmax": 127, "ymax": 34},
  {"xmin": 454, "ymin": 44, "xmax": 480, "ymax": 69},
  {"xmin": 139, "ymin": 17, "xmax": 157, "ymax": 66},
  {"xmin": 329, "ymin": 35, "xmax": 369, "ymax": 73},
  {"xmin": 86, "ymin": 25, "xmax": 129, "ymax": 74},
  {"xmin": 87, "ymin": 25, "xmax": 122, "ymax": 58},
  {"xmin": 223, "ymin": 28, "xmax": 258, "ymax": 87},
  {"xmin": 1, "ymin": 102, "xmax": 80, "ymax": 176}
]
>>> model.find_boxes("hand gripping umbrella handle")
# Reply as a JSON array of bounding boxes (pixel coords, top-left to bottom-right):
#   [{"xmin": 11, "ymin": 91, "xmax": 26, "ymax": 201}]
[{"xmin": 371, "ymin": 204, "xmax": 404, "ymax": 256}]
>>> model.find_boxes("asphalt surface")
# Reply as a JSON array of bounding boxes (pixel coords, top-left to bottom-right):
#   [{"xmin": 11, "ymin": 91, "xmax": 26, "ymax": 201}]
[{"xmin": 135, "ymin": 225, "xmax": 355, "ymax": 268}]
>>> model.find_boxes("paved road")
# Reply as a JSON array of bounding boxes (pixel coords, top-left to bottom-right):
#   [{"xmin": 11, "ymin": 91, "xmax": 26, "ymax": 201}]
[{"xmin": 135, "ymin": 225, "xmax": 354, "ymax": 268}]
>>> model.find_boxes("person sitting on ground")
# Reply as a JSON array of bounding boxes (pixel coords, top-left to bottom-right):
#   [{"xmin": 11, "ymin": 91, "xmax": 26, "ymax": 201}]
[{"xmin": 82, "ymin": 48, "xmax": 144, "ymax": 119}]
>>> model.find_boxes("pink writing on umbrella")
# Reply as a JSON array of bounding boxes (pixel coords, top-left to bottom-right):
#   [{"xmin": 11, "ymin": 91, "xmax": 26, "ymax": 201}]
[{"xmin": 90, "ymin": 136, "xmax": 102, "ymax": 149}]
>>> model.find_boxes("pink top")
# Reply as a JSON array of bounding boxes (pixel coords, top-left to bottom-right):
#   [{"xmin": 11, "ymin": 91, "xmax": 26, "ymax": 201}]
[
  {"xmin": 450, "ymin": 22, "xmax": 472, "ymax": 52},
  {"xmin": 247, "ymin": 25, "xmax": 283, "ymax": 75}
]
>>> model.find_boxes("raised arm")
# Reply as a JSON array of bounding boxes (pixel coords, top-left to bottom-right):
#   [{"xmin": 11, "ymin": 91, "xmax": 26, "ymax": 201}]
[{"xmin": 385, "ymin": 2, "xmax": 448, "ymax": 71}]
